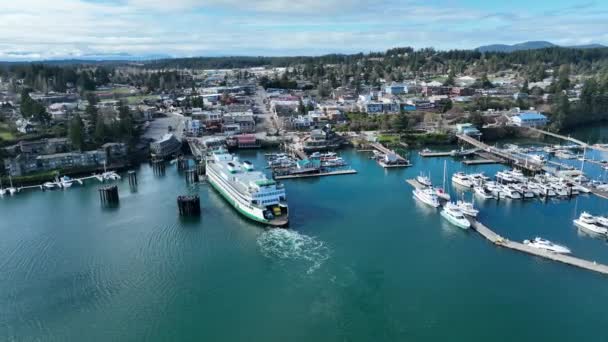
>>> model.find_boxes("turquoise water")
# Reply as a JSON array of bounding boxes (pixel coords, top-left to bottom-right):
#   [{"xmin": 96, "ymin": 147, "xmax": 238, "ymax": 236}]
[{"xmin": 2, "ymin": 149, "xmax": 608, "ymax": 341}]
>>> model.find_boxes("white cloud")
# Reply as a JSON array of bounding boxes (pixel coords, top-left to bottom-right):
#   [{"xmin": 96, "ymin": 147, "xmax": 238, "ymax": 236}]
[{"xmin": 0, "ymin": 0, "xmax": 606, "ymax": 60}]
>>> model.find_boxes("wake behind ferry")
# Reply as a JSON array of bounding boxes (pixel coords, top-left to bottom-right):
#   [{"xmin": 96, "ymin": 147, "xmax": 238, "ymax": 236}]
[{"xmin": 206, "ymin": 150, "xmax": 289, "ymax": 227}]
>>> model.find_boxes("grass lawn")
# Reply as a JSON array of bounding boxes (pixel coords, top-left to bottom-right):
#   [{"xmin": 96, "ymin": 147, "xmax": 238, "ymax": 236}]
[{"xmin": 378, "ymin": 134, "xmax": 401, "ymax": 145}]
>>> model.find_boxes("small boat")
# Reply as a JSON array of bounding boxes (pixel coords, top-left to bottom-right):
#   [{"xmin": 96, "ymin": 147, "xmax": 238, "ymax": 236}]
[
  {"xmin": 441, "ymin": 204, "xmax": 471, "ymax": 229},
  {"xmin": 523, "ymin": 237, "xmax": 571, "ymax": 254},
  {"xmin": 43, "ymin": 182, "xmax": 57, "ymax": 190},
  {"xmin": 530, "ymin": 154, "xmax": 546, "ymax": 164},
  {"xmin": 452, "ymin": 172, "xmax": 473, "ymax": 188},
  {"xmin": 474, "ymin": 186, "xmax": 493, "ymax": 199},
  {"xmin": 416, "ymin": 174, "xmax": 432, "ymax": 187},
  {"xmin": 456, "ymin": 200, "xmax": 479, "ymax": 217},
  {"xmin": 573, "ymin": 212, "xmax": 608, "ymax": 235},
  {"xmin": 419, "ymin": 148, "xmax": 431, "ymax": 155},
  {"xmin": 500, "ymin": 185, "xmax": 521, "ymax": 199},
  {"xmin": 412, "ymin": 188, "xmax": 440, "ymax": 208},
  {"xmin": 512, "ymin": 184, "xmax": 534, "ymax": 199}
]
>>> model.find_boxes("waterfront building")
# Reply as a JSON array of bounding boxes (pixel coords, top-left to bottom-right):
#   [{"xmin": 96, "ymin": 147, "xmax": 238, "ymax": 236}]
[{"xmin": 511, "ymin": 112, "xmax": 548, "ymax": 127}]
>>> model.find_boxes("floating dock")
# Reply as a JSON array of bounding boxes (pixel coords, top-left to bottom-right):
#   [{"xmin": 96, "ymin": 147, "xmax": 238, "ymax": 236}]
[
  {"xmin": 274, "ymin": 169, "xmax": 357, "ymax": 180},
  {"xmin": 419, "ymin": 151, "xmax": 452, "ymax": 157},
  {"xmin": 469, "ymin": 220, "xmax": 608, "ymax": 276},
  {"xmin": 462, "ymin": 159, "xmax": 498, "ymax": 165},
  {"xmin": 405, "ymin": 179, "xmax": 608, "ymax": 276}
]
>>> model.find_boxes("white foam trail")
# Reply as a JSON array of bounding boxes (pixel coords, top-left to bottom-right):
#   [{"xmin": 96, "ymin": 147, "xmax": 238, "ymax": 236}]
[{"xmin": 257, "ymin": 229, "xmax": 330, "ymax": 274}]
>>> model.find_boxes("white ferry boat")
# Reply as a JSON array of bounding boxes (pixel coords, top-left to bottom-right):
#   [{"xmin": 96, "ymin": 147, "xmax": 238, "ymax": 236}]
[
  {"xmin": 412, "ymin": 187, "xmax": 440, "ymax": 208},
  {"xmin": 573, "ymin": 212, "xmax": 608, "ymax": 235},
  {"xmin": 440, "ymin": 203, "xmax": 471, "ymax": 229},
  {"xmin": 523, "ymin": 237, "xmax": 571, "ymax": 254},
  {"xmin": 206, "ymin": 150, "xmax": 289, "ymax": 227}
]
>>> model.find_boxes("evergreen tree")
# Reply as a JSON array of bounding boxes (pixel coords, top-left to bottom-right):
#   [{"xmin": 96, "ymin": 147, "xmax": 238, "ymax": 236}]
[{"xmin": 69, "ymin": 114, "xmax": 85, "ymax": 150}]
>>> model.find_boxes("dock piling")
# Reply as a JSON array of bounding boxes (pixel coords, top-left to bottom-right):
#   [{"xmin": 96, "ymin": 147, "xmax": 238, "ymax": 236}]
[
  {"xmin": 152, "ymin": 160, "xmax": 165, "ymax": 176},
  {"xmin": 128, "ymin": 171, "xmax": 137, "ymax": 188},
  {"xmin": 98, "ymin": 185, "xmax": 119, "ymax": 205},
  {"xmin": 177, "ymin": 195, "xmax": 201, "ymax": 216}
]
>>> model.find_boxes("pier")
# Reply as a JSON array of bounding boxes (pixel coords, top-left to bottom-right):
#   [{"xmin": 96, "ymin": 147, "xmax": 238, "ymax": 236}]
[
  {"xmin": 456, "ymin": 134, "xmax": 543, "ymax": 172},
  {"xmin": 522, "ymin": 126, "xmax": 608, "ymax": 153},
  {"xmin": 462, "ymin": 159, "xmax": 498, "ymax": 165},
  {"xmin": 274, "ymin": 169, "xmax": 357, "ymax": 180},
  {"xmin": 370, "ymin": 142, "xmax": 407, "ymax": 161}
]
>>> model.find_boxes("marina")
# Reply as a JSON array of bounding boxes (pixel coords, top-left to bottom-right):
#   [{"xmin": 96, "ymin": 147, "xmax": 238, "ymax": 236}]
[{"xmin": 406, "ymin": 177, "xmax": 608, "ymax": 276}]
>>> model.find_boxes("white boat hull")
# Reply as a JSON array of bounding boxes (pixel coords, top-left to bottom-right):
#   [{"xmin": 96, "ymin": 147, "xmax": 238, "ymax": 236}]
[
  {"xmin": 440, "ymin": 209, "xmax": 470, "ymax": 229},
  {"xmin": 574, "ymin": 219, "xmax": 608, "ymax": 235}
]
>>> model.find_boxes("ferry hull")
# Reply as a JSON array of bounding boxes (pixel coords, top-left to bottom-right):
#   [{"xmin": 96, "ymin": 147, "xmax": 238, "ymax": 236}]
[{"xmin": 207, "ymin": 173, "xmax": 288, "ymax": 227}]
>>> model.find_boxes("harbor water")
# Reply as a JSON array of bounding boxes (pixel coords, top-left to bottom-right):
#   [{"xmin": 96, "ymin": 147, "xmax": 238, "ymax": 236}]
[{"xmin": 2, "ymin": 148, "xmax": 608, "ymax": 341}]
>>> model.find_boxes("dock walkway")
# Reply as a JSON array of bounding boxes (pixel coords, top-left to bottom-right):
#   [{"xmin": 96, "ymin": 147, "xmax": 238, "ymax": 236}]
[
  {"xmin": 470, "ymin": 220, "xmax": 608, "ymax": 276},
  {"xmin": 370, "ymin": 142, "xmax": 407, "ymax": 161},
  {"xmin": 523, "ymin": 126, "xmax": 608, "ymax": 153},
  {"xmin": 274, "ymin": 169, "xmax": 357, "ymax": 180}
]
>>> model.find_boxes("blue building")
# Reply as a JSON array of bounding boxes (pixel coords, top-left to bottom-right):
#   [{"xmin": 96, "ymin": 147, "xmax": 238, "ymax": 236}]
[
  {"xmin": 384, "ymin": 84, "xmax": 408, "ymax": 95},
  {"xmin": 511, "ymin": 112, "xmax": 548, "ymax": 127}
]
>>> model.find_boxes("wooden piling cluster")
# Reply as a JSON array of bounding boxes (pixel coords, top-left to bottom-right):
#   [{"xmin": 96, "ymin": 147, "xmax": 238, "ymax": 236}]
[
  {"xmin": 177, "ymin": 157, "xmax": 189, "ymax": 172},
  {"xmin": 185, "ymin": 169, "xmax": 199, "ymax": 184},
  {"xmin": 177, "ymin": 195, "xmax": 201, "ymax": 216},
  {"xmin": 128, "ymin": 171, "xmax": 137, "ymax": 188},
  {"xmin": 196, "ymin": 162, "xmax": 206, "ymax": 176},
  {"xmin": 152, "ymin": 160, "xmax": 165, "ymax": 175},
  {"xmin": 98, "ymin": 185, "xmax": 119, "ymax": 205}
]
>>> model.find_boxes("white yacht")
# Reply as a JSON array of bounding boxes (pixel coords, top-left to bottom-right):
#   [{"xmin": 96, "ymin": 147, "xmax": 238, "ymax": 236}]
[
  {"xmin": 474, "ymin": 185, "xmax": 493, "ymax": 199},
  {"xmin": 496, "ymin": 171, "xmax": 515, "ymax": 183},
  {"xmin": 574, "ymin": 212, "xmax": 608, "ymax": 235},
  {"xmin": 433, "ymin": 187, "xmax": 451, "ymax": 201},
  {"xmin": 206, "ymin": 150, "xmax": 289, "ymax": 226},
  {"xmin": 523, "ymin": 237, "xmax": 571, "ymax": 254},
  {"xmin": 551, "ymin": 184, "xmax": 569, "ymax": 197},
  {"xmin": 60, "ymin": 176, "xmax": 74, "ymax": 188},
  {"xmin": 500, "ymin": 185, "xmax": 522, "ymax": 199},
  {"xmin": 456, "ymin": 200, "xmax": 479, "ymax": 217},
  {"xmin": 512, "ymin": 184, "xmax": 534, "ymax": 198},
  {"xmin": 595, "ymin": 216, "xmax": 608, "ymax": 227},
  {"xmin": 413, "ymin": 187, "xmax": 440, "ymax": 208},
  {"xmin": 530, "ymin": 154, "xmax": 546, "ymax": 164},
  {"xmin": 416, "ymin": 174, "xmax": 432, "ymax": 187},
  {"xmin": 537, "ymin": 183, "xmax": 556, "ymax": 197},
  {"xmin": 452, "ymin": 172, "xmax": 473, "ymax": 188},
  {"xmin": 441, "ymin": 204, "xmax": 471, "ymax": 229}
]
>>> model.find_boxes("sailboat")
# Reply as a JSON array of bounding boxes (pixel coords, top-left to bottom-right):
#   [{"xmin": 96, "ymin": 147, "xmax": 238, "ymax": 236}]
[{"xmin": 433, "ymin": 160, "xmax": 451, "ymax": 201}]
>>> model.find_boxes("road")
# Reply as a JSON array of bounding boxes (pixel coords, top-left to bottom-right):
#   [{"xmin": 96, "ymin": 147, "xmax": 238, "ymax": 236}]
[{"xmin": 253, "ymin": 86, "xmax": 278, "ymax": 134}]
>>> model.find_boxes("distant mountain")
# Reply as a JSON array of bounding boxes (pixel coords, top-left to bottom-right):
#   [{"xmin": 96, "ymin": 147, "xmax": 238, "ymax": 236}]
[{"xmin": 476, "ymin": 41, "xmax": 606, "ymax": 53}]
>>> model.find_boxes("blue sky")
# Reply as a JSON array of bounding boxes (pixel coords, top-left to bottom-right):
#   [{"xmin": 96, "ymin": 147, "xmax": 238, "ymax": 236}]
[{"xmin": 1, "ymin": 0, "xmax": 607, "ymax": 60}]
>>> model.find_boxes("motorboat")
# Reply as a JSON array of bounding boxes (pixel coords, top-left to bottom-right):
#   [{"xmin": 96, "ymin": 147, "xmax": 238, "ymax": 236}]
[
  {"xmin": 500, "ymin": 185, "xmax": 521, "ymax": 199},
  {"xmin": 523, "ymin": 237, "xmax": 571, "ymax": 254},
  {"xmin": 413, "ymin": 188, "xmax": 440, "ymax": 208},
  {"xmin": 452, "ymin": 172, "xmax": 473, "ymax": 188},
  {"xmin": 512, "ymin": 184, "xmax": 534, "ymax": 199},
  {"xmin": 441, "ymin": 203, "xmax": 471, "ymax": 229},
  {"xmin": 416, "ymin": 174, "xmax": 432, "ymax": 187},
  {"xmin": 43, "ymin": 182, "xmax": 57, "ymax": 190},
  {"xmin": 550, "ymin": 183, "xmax": 568, "ymax": 197},
  {"xmin": 530, "ymin": 154, "xmax": 546, "ymax": 164},
  {"xmin": 496, "ymin": 171, "xmax": 515, "ymax": 183},
  {"xmin": 456, "ymin": 200, "xmax": 479, "ymax": 217},
  {"xmin": 573, "ymin": 212, "xmax": 608, "ymax": 235},
  {"xmin": 473, "ymin": 185, "xmax": 493, "ymax": 199}
]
